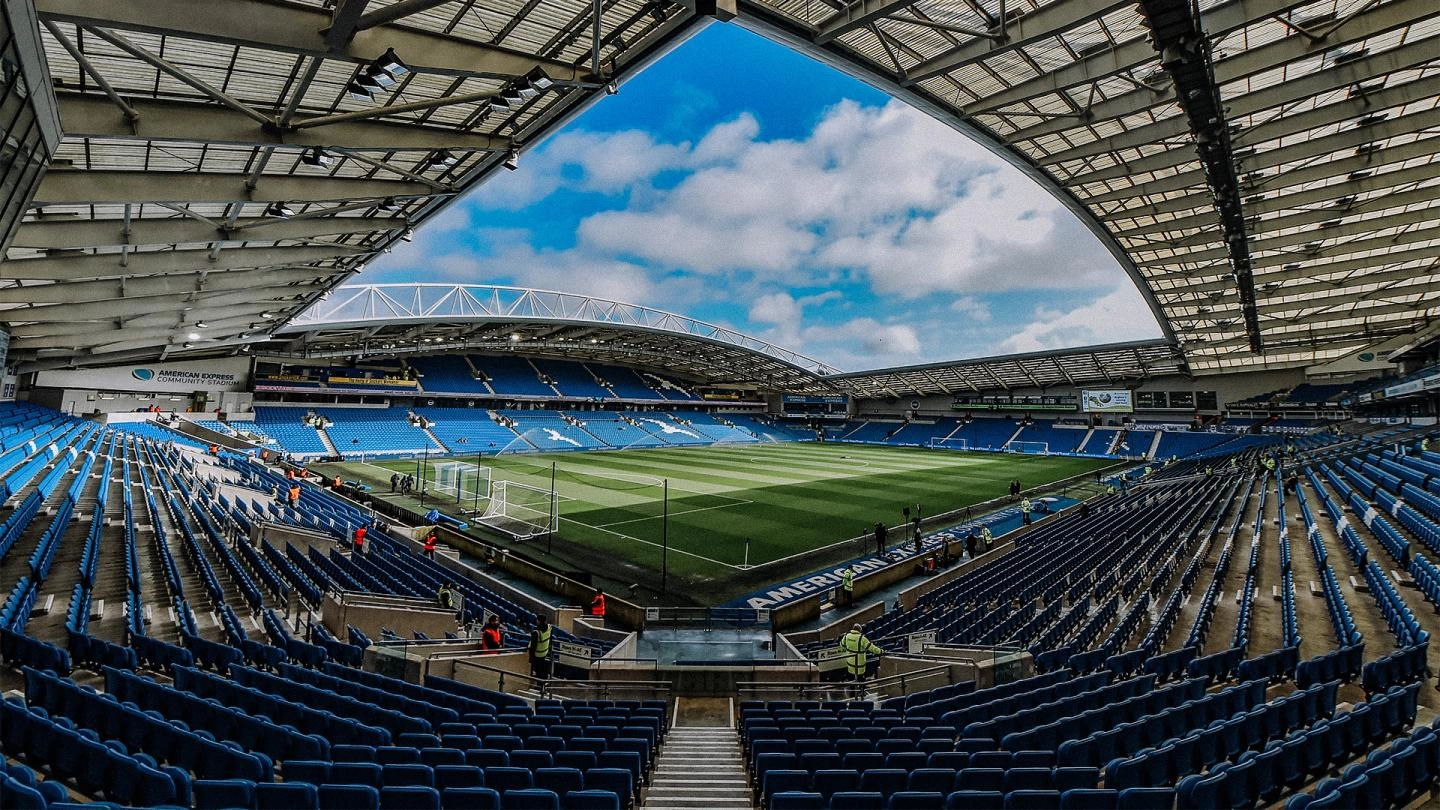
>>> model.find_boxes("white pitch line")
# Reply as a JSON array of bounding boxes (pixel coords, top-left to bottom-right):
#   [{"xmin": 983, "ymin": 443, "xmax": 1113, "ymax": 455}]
[{"xmin": 593, "ymin": 497, "xmax": 755, "ymax": 529}]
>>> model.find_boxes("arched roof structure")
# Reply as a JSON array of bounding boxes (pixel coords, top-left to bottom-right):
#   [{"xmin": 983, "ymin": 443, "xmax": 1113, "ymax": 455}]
[{"xmin": 1, "ymin": 0, "xmax": 1436, "ymax": 376}]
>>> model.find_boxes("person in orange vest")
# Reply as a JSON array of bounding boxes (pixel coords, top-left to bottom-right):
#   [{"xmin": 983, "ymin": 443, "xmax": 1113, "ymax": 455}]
[
  {"xmin": 353, "ymin": 524, "xmax": 367, "ymax": 554},
  {"xmin": 286, "ymin": 468, "xmax": 295, "ymax": 481},
  {"xmin": 332, "ymin": 475, "xmax": 343, "ymax": 490},
  {"xmin": 208, "ymin": 444, "xmax": 218, "ymax": 456},
  {"xmin": 288, "ymin": 484, "xmax": 300, "ymax": 508},
  {"xmin": 423, "ymin": 528, "xmax": 438, "ymax": 559},
  {"xmin": 481, "ymin": 616, "xmax": 503, "ymax": 652},
  {"xmin": 590, "ymin": 590, "xmax": 606, "ymax": 619}
]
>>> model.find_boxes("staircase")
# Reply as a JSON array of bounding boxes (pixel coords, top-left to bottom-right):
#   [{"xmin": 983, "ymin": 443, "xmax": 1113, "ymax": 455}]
[
  {"xmin": 314, "ymin": 425, "xmax": 339, "ymax": 456},
  {"xmin": 642, "ymin": 726, "xmax": 753, "ymax": 810},
  {"xmin": 419, "ymin": 425, "xmax": 448, "ymax": 452}
]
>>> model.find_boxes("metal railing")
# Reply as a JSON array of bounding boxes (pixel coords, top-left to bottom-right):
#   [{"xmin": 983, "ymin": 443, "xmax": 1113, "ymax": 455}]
[
  {"xmin": 737, "ymin": 662, "xmax": 956, "ymax": 703},
  {"xmin": 449, "ymin": 656, "xmax": 672, "ymax": 701}
]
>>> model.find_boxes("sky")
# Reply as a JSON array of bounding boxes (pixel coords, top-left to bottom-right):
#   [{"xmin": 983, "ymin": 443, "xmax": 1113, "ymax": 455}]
[{"xmin": 356, "ymin": 22, "xmax": 1163, "ymax": 372}]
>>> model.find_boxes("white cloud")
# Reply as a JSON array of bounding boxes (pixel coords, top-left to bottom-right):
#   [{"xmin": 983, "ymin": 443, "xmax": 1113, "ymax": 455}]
[
  {"xmin": 949, "ymin": 296, "xmax": 991, "ymax": 323},
  {"xmin": 997, "ymin": 285, "xmax": 1161, "ymax": 354}
]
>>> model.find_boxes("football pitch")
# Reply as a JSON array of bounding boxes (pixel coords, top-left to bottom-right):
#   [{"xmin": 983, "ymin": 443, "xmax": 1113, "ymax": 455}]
[{"xmin": 349, "ymin": 443, "xmax": 1112, "ymax": 588}]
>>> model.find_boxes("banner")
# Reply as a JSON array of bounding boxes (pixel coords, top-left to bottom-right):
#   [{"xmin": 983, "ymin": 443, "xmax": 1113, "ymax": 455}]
[
  {"xmin": 35, "ymin": 357, "xmax": 250, "ymax": 393},
  {"xmin": 1081, "ymin": 390, "xmax": 1134, "ymax": 413}
]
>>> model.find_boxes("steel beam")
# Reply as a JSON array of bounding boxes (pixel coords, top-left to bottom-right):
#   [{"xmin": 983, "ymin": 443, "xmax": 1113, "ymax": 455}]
[
  {"xmin": 2, "ymin": 245, "xmax": 363, "ymax": 281},
  {"xmin": 56, "ymin": 94, "xmax": 512, "ymax": 152},
  {"xmin": 33, "ymin": 170, "xmax": 436, "ymax": 205},
  {"xmin": 816, "ymin": 0, "xmax": 942, "ymax": 45},
  {"xmin": 5, "ymin": 292, "xmax": 298, "ymax": 325},
  {"xmin": 1, "ymin": 266, "xmax": 329, "ymax": 305},
  {"xmin": 902, "ymin": 0, "xmax": 1134, "ymax": 86},
  {"xmin": 12, "ymin": 215, "xmax": 399, "ymax": 249},
  {"xmin": 35, "ymin": 0, "xmax": 581, "ymax": 81}
]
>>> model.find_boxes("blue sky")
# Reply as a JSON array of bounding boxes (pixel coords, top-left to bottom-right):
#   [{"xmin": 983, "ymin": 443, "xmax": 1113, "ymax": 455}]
[{"xmin": 358, "ymin": 23, "xmax": 1161, "ymax": 371}]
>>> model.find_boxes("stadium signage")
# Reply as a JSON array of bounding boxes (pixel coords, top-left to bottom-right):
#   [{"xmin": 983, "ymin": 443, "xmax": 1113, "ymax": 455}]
[
  {"xmin": 742, "ymin": 556, "xmax": 894, "ymax": 610},
  {"xmin": 949, "ymin": 402, "xmax": 1077, "ymax": 412},
  {"xmin": 34, "ymin": 357, "xmax": 249, "ymax": 393},
  {"xmin": 1080, "ymin": 389, "xmax": 1134, "ymax": 413}
]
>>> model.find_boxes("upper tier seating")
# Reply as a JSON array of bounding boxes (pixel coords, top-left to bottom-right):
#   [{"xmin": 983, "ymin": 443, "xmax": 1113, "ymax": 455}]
[{"xmin": 252, "ymin": 407, "xmax": 329, "ymax": 455}]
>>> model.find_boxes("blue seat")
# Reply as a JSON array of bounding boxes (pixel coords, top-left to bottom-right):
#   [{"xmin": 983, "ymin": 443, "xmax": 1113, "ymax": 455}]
[
  {"xmin": 1059, "ymin": 789, "xmax": 1118, "ymax": 809},
  {"xmin": 957, "ymin": 768, "xmax": 1005, "ymax": 793},
  {"xmin": 583, "ymin": 768, "xmax": 633, "ymax": 809},
  {"xmin": 285, "ymin": 761, "xmax": 330, "ymax": 785},
  {"xmin": 257, "ymin": 782, "xmax": 319, "ymax": 810},
  {"xmin": 512, "ymin": 750, "xmax": 556, "ymax": 771},
  {"xmin": 320, "ymin": 784, "xmax": 380, "ymax": 810},
  {"xmin": 1116, "ymin": 787, "xmax": 1176, "ymax": 809},
  {"xmin": 536, "ymin": 767, "xmax": 584, "ymax": 797},
  {"xmin": 845, "ymin": 753, "xmax": 886, "ymax": 773},
  {"xmin": 1005, "ymin": 790, "xmax": 1062, "ymax": 809},
  {"xmin": 332, "ymin": 762, "xmax": 383, "ymax": 787},
  {"xmin": 194, "ymin": 778, "xmax": 255, "ymax": 810},
  {"xmin": 771, "ymin": 792, "xmax": 825, "ymax": 810},
  {"xmin": 860, "ymin": 768, "xmax": 909, "ymax": 798},
  {"xmin": 889, "ymin": 791, "xmax": 945, "ymax": 809},
  {"xmin": 485, "ymin": 767, "xmax": 535, "ymax": 794},
  {"xmin": 379, "ymin": 785, "xmax": 441, "ymax": 809},
  {"xmin": 907, "ymin": 769, "xmax": 956, "ymax": 794},
  {"xmin": 947, "ymin": 791, "xmax": 1005, "ymax": 809},
  {"xmin": 439, "ymin": 787, "xmax": 502, "ymax": 810},
  {"xmin": 814, "ymin": 769, "xmax": 861, "ymax": 798},
  {"xmin": 435, "ymin": 765, "xmax": 483, "ymax": 791},
  {"xmin": 563, "ymin": 790, "xmax": 621, "ymax": 810},
  {"xmin": 1006, "ymin": 768, "xmax": 1055, "ymax": 792},
  {"xmin": 502, "ymin": 788, "xmax": 561, "ymax": 810},
  {"xmin": 466, "ymin": 750, "xmax": 509, "ymax": 769},
  {"xmin": 383, "ymin": 764, "xmax": 434, "ymax": 788},
  {"xmin": 833, "ymin": 792, "xmax": 888, "ymax": 809}
]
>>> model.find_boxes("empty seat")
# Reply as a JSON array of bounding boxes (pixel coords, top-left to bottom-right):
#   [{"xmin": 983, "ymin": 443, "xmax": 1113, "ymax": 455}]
[
  {"xmin": 503, "ymin": 788, "xmax": 561, "ymax": 809},
  {"xmin": 563, "ymin": 789, "xmax": 622, "ymax": 810},
  {"xmin": 379, "ymin": 785, "xmax": 441, "ymax": 810},
  {"xmin": 320, "ymin": 784, "xmax": 380, "ymax": 810},
  {"xmin": 257, "ymin": 781, "xmax": 319, "ymax": 810},
  {"xmin": 771, "ymin": 792, "xmax": 825, "ymax": 810},
  {"xmin": 440, "ymin": 787, "xmax": 502, "ymax": 810}
]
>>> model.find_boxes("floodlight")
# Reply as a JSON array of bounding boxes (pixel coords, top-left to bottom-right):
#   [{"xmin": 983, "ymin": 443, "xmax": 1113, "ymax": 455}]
[
  {"xmin": 346, "ymin": 81, "xmax": 376, "ymax": 102},
  {"xmin": 301, "ymin": 148, "xmax": 334, "ymax": 168},
  {"xmin": 373, "ymin": 48, "xmax": 409, "ymax": 78},
  {"xmin": 261, "ymin": 312, "xmax": 275, "ymax": 319},
  {"xmin": 183, "ymin": 342, "xmax": 194, "ymax": 349},
  {"xmin": 187, "ymin": 332, "xmax": 201, "ymax": 341},
  {"xmin": 265, "ymin": 202, "xmax": 295, "ymax": 218},
  {"xmin": 428, "ymin": 150, "xmax": 458, "ymax": 169},
  {"xmin": 401, "ymin": 228, "xmax": 414, "ymax": 242},
  {"xmin": 353, "ymin": 72, "xmax": 385, "ymax": 95},
  {"xmin": 377, "ymin": 197, "xmax": 399, "ymax": 211},
  {"xmin": 503, "ymin": 150, "xmax": 519, "ymax": 171},
  {"xmin": 195, "ymin": 321, "xmax": 208, "ymax": 328},
  {"xmin": 366, "ymin": 63, "xmax": 397, "ymax": 88},
  {"xmin": 525, "ymin": 67, "xmax": 554, "ymax": 91},
  {"xmin": 489, "ymin": 94, "xmax": 513, "ymax": 110},
  {"xmin": 605, "ymin": 80, "xmax": 618, "ymax": 95}
]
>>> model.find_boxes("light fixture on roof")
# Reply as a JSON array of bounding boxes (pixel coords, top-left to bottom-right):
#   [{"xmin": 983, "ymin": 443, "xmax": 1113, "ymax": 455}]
[
  {"xmin": 351, "ymin": 72, "xmax": 385, "ymax": 98},
  {"xmin": 195, "ymin": 321, "xmax": 208, "ymax": 328},
  {"xmin": 301, "ymin": 148, "xmax": 334, "ymax": 168},
  {"xmin": 261, "ymin": 312, "xmax": 275, "ymax": 319},
  {"xmin": 187, "ymin": 332, "xmax": 201, "ymax": 341},
  {"xmin": 400, "ymin": 228, "xmax": 414, "ymax": 242},
  {"xmin": 265, "ymin": 202, "xmax": 295, "ymax": 218},
  {"xmin": 377, "ymin": 197, "xmax": 399, "ymax": 212},
  {"xmin": 503, "ymin": 149, "xmax": 519, "ymax": 171},
  {"xmin": 428, "ymin": 149, "xmax": 459, "ymax": 169},
  {"xmin": 510, "ymin": 333, "xmax": 522, "ymax": 342},
  {"xmin": 525, "ymin": 67, "xmax": 554, "ymax": 91},
  {"xmin": 346, "ymin": 80, "xmax": 376, "ymax": 102},
  {"xmin": 647, "ymin": 1, "xmax": 667, "ymax": 21},
  {"xmin": 366, "ymin": 63, "xmax": 398, "ymax": 89},
  {"xmin": 605, "ymin": 80, "xmax": 618, "ymax": 95},
  {"xmin": 488, "ymin": 94, "xmax": 514, "ymax": 111},
  {"xmin": 183, "ymin": 342, "xmax": 194, "ymax": 349},
  {"xmin": 372, "ymin": 48, "xmax": 409, "ymax": 79}
]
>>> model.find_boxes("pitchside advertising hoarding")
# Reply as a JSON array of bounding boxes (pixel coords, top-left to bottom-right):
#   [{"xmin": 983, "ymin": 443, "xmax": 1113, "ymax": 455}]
[
  {"xmin": 34, "ymin": 357, "xmax": 250, "ymax": 394},
  {"xmin": 1081, "ymin": 389, "xmax": 1134, "ymax": 413}
]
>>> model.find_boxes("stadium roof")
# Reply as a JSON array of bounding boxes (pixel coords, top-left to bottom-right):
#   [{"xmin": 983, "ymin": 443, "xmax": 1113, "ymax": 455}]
[
  {"xmin": 272, "ymin": 283, "xmax": 846, "ymax": 390},
  {"xmin": 831, "ymin": 338, "xmax": 1186, "ymax": 397},
  {"xmin": 3, "ymin": 0, "xmax": 1438, "ymax": 376}
]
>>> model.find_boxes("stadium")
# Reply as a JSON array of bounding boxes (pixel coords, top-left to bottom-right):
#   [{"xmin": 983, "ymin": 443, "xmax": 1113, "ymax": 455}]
[{"xmin": 0, "ymin": 0, "xmax": 1439, "ymax": 808}]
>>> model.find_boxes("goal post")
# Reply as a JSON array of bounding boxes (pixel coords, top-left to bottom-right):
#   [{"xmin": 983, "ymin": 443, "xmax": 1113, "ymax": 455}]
[
  {"xmin": 928, "ymin": 437, "xmax": 969, "ymax": 451},
  {"xmin": 476, "ymin": 480, "xmax": 557, "ymax": 540},
  {"xmin": 1004, "ymin": 440, "xmax": 1050, "ymax": 455},
  {"xmin": 426, "ymin": 460, "xmax": 492, "ymax": 506}
]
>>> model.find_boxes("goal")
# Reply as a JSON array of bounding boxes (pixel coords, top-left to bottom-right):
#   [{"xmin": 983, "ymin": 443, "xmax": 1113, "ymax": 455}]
[
  {"xmin": 476, "ymin": 480, "xmax": 557, "ymax": 540},
  {"xmin": 427, "ymin": 461, "xmax": 491, "ymax": 506},
  {"xmin": 928, "ymin": 437, "xmax": 969, "ymax": 450},
  {"xmin": 1004, "ymin": 440, "xmax": 1050, "ymax": 455}
]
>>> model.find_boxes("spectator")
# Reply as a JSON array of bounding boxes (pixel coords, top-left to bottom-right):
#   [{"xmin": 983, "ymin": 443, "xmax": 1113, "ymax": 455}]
[
  {"xmin": 423, "ymin": 527, "xmax": 438, "ymax": 559},
  {"xmin": 353, "ymin": 524, "xmax": 367, "ymax": 555}
]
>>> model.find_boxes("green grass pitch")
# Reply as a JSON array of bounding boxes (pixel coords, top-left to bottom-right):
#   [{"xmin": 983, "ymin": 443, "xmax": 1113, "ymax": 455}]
[{"xmin": 355, "ymin": 443, "xmax": 1112, "ymax": 584}]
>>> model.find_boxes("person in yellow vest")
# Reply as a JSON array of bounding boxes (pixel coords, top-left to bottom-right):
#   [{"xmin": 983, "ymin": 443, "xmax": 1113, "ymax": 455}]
[
  {"xmin": 981, "ymin": 525, "xmax": 993, "ymax": 553},
  {"xmin": 1106, "ymin": 483, "xmax": 1117, "ymax": 495},
  {"xmin": 1144, "ymin": 465, "xmax": 1153, "ymax": 477},
  {"xmin": 841, "ymin": 567, "xmax": 854, "ymax": 606},
  {"xmin": 529, "ymin": 616, "xmax": 553, "ymax": 681},
  {"xmin": 839, "ymin": 623, "xmax": 882, "ymax": 682},
  {"xmin": 1205, "ymin": 465, "xmax": 1214, "ymax": 477},
  {"xmin": 1422, "ymin": 437, "xmax": 1430, "ymax": 453},
  {"xmin": 1020, "ymin": 498, "xmax": 1032, "ymax": 526}
]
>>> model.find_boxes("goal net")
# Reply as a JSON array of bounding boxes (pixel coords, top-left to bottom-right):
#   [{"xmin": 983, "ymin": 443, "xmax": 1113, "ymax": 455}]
[
  {"xmin": 476, "ymin": 480, "xmax": 557, "ymax": 540},
  {"xmin": 1004, "ymin": 440, "xmax": 1050, "ymax": 455},
  {"xmin": 929, "ymin": 437, "xmax": 969, "ymax": 450},
  {"xmin": 427, "ymin": 461, "xmax": 491, "ymax": 506}
]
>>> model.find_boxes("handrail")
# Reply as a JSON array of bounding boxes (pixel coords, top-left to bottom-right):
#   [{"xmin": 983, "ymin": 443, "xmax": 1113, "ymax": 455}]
[
  {"xmin": 736, "ymin": 662, "xmax": 956, "ymax": 701},
  {"xmin": 448, "ymin": 655, "xmax": 673, "ymax": 699}
]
